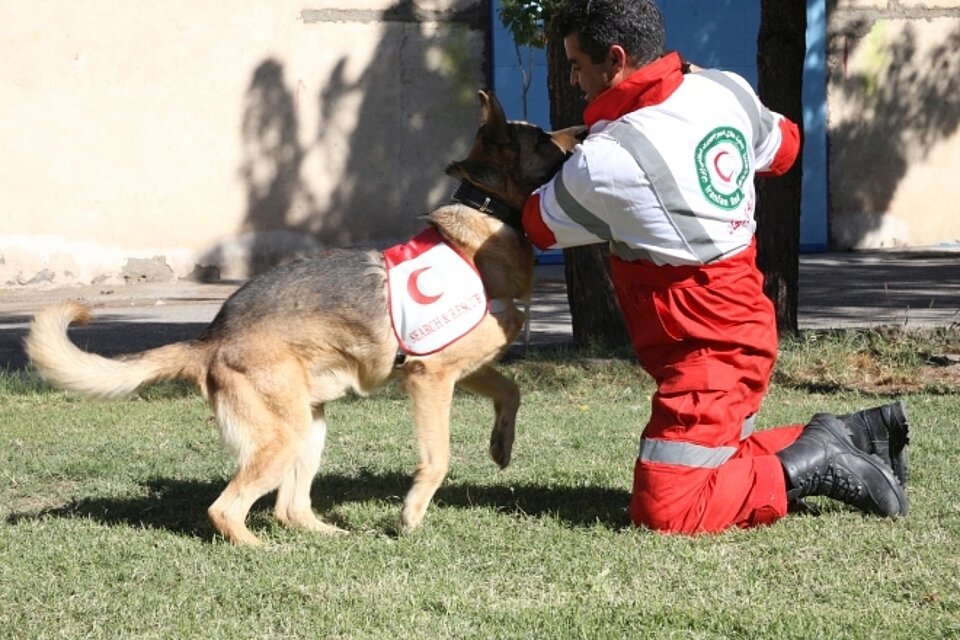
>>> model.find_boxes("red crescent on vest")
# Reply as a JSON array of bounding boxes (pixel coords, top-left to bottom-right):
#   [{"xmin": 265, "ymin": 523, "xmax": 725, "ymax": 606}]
[
  {"xmin": 407, "ymin": 267, "xmax": 443, "ymax": 305},
  {"xmin": 713, "ymin": 150, "xmax": 734, "ymax": 183}
]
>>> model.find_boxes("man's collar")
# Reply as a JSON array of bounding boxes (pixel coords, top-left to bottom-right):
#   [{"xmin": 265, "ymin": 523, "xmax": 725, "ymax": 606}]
[{"xmin": 583, "ymin": 51, "xmax": 684, "ymax": 127}]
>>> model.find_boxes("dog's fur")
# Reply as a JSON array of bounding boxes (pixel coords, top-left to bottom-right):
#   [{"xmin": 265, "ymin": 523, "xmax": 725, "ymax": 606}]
[{"xmin": 25, "ymin": 91, "xmax": 581, "ymax": 545}]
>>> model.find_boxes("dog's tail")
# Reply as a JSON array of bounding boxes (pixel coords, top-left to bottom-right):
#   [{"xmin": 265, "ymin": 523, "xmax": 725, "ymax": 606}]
[{"xmin": 25, "ymin": 302, "xmax": 208, "ymax": 399}]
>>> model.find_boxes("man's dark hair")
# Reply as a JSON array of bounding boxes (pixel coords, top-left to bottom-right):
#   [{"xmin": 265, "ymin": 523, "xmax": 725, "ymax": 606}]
[{"xmin": 552, "ymin": 0, "xmax": 665, "ymax": 67}]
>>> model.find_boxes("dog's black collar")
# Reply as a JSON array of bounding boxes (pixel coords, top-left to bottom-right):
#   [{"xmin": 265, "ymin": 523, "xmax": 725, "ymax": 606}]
[{"xmin": 451, "ymin": 180, "xmax": 523, "ymax": 233}]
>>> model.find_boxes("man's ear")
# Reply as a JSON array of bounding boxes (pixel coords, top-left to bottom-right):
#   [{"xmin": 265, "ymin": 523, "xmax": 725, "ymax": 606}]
[{"xmin": 608, "ymin": 44, "xmax": 628, "ymax": 73}]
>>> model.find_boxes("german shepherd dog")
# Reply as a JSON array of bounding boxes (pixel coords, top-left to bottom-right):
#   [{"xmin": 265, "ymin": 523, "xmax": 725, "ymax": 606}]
[{"xmin": 25, "ymin": 91, "xmax": 582, "ymax": 545}]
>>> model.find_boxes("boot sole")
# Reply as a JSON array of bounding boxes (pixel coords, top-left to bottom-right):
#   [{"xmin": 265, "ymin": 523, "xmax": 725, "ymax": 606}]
[{"xmin": 889, "ymin": 401, "xmax": 910, "ymax": 485}]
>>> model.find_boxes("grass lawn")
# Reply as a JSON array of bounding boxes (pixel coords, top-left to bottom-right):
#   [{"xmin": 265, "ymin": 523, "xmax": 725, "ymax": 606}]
[{"xmin": 1, "ymin": 330, "xmax": 959, "ymax": 639}]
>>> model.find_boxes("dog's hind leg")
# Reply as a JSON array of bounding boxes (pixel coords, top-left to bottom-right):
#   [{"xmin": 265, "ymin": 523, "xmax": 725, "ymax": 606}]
[
  {"xmin": 274, "ymin": 404, "xmax": 346, "ymax": 535},
  {"xmin": 208, "ymin": 443, "xmax": 300, "ymax": 545},
  {"xmin": 399, "ymin": 366, "xmax": 457, "ymax": 532},
  {"xmin": 206, "ymin": 362, "xmax": 312, "ymax": 545},
  {"xmin": 458, "ymin": 365, "xmax": 519, "ymax": 469}
]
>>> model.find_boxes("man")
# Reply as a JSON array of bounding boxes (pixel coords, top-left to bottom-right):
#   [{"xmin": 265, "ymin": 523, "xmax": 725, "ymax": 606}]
[{"xmin": 522, "ymin": 0, "xmax": 910, "ymax": 533}]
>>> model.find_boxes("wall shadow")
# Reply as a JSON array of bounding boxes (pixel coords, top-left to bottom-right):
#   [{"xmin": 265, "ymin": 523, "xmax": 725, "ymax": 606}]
[
  {"xmin": 828, "ymin": 17, "xmax": 960, "ymax": 223},
  {"xmin": 240, "ymin": 59, "xmax": 314, "ymax": 237},
  {"xmin": 212, "ymin": 1, "xmax": 486, "ymax": 277}
]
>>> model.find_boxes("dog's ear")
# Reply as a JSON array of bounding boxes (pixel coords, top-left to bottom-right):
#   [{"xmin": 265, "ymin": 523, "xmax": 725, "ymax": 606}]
[{"xmin": 478, "ymin": 90, "xmax": 509, "ymax": 145}]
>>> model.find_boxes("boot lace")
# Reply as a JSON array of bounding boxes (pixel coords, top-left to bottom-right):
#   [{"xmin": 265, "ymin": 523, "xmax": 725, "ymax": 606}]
[{"xmin": 800, "ymin": 466, "xmax": 863, "ymax": 502}]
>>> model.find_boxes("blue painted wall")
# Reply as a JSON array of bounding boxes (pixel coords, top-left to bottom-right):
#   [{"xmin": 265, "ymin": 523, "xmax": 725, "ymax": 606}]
[
  {"xmin": 660, "ymin": 0, "xmax": 758, "ymax": 86},
  {"xmin": 490, "ymin": 0, "xmax": 828, "ymax": 252},
  {"xmin": 490, "ymin": 11, "xmax": 551, "ymax": 127}
]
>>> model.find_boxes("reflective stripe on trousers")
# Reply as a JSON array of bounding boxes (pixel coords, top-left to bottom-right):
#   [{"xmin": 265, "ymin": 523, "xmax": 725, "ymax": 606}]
[{"xmin": 638, "ymin": 414, "xmax": 756, "ymax": 468}]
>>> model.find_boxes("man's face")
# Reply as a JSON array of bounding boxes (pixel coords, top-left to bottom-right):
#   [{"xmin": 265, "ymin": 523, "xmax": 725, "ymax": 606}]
[{"xmin": 563, "ymin": 32, "xmax": 617, "ymax": 102}]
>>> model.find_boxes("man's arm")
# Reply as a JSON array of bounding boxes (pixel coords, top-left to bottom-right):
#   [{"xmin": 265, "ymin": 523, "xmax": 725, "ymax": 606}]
[{"xmin": 756, "ymin": 114, "xmax": 800, "ymax": 177}]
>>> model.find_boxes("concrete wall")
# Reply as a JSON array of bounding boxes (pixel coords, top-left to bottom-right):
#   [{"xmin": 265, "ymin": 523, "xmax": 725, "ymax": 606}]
[
  {"xmin": 827, "ymin": 0, "xmax": 960, "ymax": 248},
  {"xmin": 5, "ymin": 0, "xmax": 958, "ymax": 288},
  {"xmin": 0, "ymin": 0, "xmax": 487, "ymax": 286}
]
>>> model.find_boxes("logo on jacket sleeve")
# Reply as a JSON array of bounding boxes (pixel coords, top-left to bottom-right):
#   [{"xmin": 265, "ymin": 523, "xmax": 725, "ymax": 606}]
[{"xmin": 694, "ymin": 126, "xmax": 749, "ymax": 211}]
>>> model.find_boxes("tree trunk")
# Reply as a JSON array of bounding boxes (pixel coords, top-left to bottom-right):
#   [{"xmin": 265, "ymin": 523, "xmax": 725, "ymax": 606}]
[
  {"xmin": 755, "ymin": 1, "xmax": 806, "ymax": 335},
  {"xmin": 546, "ymin": 34, "xmax": 630, "ymax": 350}
]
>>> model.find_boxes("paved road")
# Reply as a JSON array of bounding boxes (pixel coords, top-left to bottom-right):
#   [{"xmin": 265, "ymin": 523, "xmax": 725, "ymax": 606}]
[
  {"xmin": 798, "ymin": 250, "xmax": 960, "ymax": 330},
  {"xmin": 2, "ymin": 249, "xmax": 958, "ymax": 370}
]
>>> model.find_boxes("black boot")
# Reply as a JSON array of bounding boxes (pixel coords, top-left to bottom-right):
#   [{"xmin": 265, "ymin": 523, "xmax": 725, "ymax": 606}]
[
  {"xmin": 777, "ymin": 414, "xmax": 907, "ymax": 518},
  {"xmin": 838, "ymin": 401, "xmax": 910, "ymax": 485}
]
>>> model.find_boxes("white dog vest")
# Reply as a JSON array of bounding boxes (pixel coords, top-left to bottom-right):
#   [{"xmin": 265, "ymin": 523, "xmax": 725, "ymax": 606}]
[{"xmin": 383, "ymin": 227, "xmax": 488, "ymax": 355}]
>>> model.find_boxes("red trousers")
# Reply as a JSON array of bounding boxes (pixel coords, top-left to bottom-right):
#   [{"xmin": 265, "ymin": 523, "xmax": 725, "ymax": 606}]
[{"xmin": 611, "ymin": 244, "xmax": 803, "ymax": 534}]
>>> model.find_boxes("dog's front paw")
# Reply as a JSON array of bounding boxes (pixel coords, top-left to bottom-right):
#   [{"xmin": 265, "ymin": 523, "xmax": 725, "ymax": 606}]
[
  {"xmin": 489, "ymin": 434, "xmax": 513, "ymax": 469},
  {"xmin": 489, "ymin": 419, "xmax": 515, "ymax": 469},
  {"xmin": 398, "ymin": 506, "xmax": 426, "ymax": 534}
]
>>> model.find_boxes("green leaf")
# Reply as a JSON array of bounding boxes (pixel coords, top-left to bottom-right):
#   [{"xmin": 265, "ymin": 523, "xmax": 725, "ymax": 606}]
[{"xmin": 497, "ymin": 0, "xmax": 563, "ymax": 48}]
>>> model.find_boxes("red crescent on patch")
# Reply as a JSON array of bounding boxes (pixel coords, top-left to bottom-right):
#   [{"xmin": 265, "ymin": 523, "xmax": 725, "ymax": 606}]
[
  {"xmin": 713, "ymin": 150, "xmax": 734, "ymax": 183},
  {"xmin": 407, "ymin": 267, "xmax": 443, "ymax": 305}
]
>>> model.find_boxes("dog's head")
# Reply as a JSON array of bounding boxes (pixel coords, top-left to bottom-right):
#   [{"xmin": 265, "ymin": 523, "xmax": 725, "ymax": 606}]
[{"xmin": 446, "ymin": 91, "xmax": 586, "ymax": 211}]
